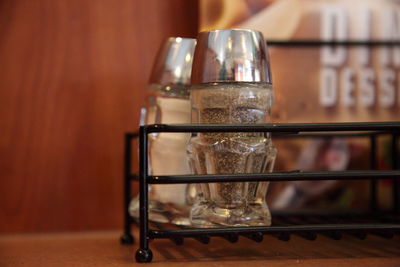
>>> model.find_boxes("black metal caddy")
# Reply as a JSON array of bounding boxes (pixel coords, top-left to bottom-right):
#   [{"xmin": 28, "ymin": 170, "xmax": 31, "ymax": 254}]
[
  {"xmin": 120, "ymin": 38, "xmax": 400, "ymax": 263},
  {"xmin": 120, "ymin": 121, "xmax": 400, "ymax": 263}
]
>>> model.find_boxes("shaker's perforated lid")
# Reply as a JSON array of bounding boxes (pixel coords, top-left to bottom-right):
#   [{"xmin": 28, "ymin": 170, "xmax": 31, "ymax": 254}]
[
  {"xmin": 191, "ymin": 29, "xmax": 272, "ymax": 84},
  {"xmin": 149, "ymin": 37, "xmax": 197, "ymax": 86}
]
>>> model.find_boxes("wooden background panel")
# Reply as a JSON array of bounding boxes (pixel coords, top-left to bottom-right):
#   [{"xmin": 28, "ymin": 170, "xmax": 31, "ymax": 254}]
[{"xmin": 0, "ymin": 0, "xmax": 198, "ymax": 233}]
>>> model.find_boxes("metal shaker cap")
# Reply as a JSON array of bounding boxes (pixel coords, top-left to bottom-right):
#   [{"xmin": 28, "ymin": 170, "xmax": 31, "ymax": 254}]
[
  {"xmin": 191, "ymin": 29, "xmax": 272, "ymax": 84},
  {"xmin": 149, "ymin": 37, "xmax": 196, "ymax": 86}
]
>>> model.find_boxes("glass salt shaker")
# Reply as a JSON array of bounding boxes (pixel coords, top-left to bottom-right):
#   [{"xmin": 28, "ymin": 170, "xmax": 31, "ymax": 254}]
[
  {"xmin": 187, "ymin": 29, "xmax": 277, "ymax": 226},
  {"xmin": 129, "ymin": 37, "xmax": 196, "ymax": 225}
]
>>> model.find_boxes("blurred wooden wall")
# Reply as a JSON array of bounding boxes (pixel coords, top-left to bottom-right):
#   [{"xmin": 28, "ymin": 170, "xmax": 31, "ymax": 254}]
[{"xmin": 0, "ymin": 0, "xmax": 198, "ymax": 233}]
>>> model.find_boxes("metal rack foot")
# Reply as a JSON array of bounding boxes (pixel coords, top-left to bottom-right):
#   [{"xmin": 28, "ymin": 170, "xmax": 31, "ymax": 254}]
[
  {"xmin": 135, "ymin": 248, "xmax": 153, "ymax": 263},
  {"xmin": 120, "ymin": 234, "xmax": 134, "ymax": 245}
]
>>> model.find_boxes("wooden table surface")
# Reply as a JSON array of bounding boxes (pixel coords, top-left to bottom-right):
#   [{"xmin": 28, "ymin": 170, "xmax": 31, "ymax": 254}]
[{"xmin": 0, "ymin": 228, "xmax": 399, "ymax": 266}]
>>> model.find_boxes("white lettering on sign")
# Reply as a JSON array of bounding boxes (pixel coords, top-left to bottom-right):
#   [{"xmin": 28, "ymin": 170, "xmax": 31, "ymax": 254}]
[
  {"xmin": 359, "ymin": 68, "xmax": 375, "ymax": 107},
  {"xmin": 358, "ymin": 6, "xmax": 371, "ymax": 66},
  {"xmin": 341, "ymin": 67, "xmax": 355, "ymax": 106},
  {"xmin": 380, "ymin": 7, "xmax": 400, "ymax": 67},
  {"xmin": 319, "ymin": 4, "xmax": 400, "ymax": 109},
  {"xmin": 320, "ymin": 67, "xmax": 338, "ymax": 107},
  {"xmin": 379, "ymin": 68, "xmax": 396, "ymax": 107},
  {"xmin": 321, "ymin": 5, "xmax": 347, "ymax": 66}
]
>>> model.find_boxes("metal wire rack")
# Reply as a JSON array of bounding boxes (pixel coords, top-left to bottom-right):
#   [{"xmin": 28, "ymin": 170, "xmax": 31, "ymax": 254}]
[{"xmin": 120, "ymin": 121, "xmax": 400, "ymax": 263}]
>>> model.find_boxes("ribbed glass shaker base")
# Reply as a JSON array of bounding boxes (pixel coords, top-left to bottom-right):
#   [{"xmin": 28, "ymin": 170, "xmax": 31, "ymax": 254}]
[
  {"xmin": 187, "ymin": 136, "xmax": 277, "ymax": 227},
  {"xmin": 129, "ymin": 196, "xmax": 193, "ymax": 226},
  {"xmin": 244, "ymin": 141, "xmax": 277, "ymax": 226},
  {"xmin": 188, "ymin": 82, "xmax": 275, "ymax": 227}
]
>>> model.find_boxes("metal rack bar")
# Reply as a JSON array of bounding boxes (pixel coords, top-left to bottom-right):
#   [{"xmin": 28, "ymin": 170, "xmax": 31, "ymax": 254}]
[
  {"xmin": 266, "ymin": 40, "xmax": 400, "ymax": 47},
  {"xmin": 393, "ymin": 134, "xmax": 399, "ymax": 214},
  {"xmin": 143, "ymin": 122, "xmax": 400, "ymax": 134},
  {"xmin": 148, "ymin": 224, "xmax": 400, "ymax": 239},
  {"xmin": 276, "ymin": 132, "xmax": 388, "ymax": 138},
  {"xmin": 370, "ymin": 135, "xmax": 377, "ymax": 211},
  {"xmin": 148, "ymin": 170, "xmax": 400, "ymax": 184}
]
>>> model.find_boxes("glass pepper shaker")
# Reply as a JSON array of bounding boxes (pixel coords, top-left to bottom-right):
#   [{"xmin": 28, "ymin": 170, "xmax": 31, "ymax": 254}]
[{"xmin": 187, "ymin": 29, "xmax": 277, "ymax": 226}]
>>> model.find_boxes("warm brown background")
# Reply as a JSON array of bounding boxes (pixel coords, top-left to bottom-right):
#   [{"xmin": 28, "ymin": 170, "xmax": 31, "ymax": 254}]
[{"xmin": 0, "ymin": 0, "xmax": 198, "ymax": 233}]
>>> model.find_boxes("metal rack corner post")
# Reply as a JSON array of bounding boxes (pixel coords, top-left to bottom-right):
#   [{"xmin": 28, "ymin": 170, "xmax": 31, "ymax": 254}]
[
  {"xmin": 120, "ymin": 132, "xmax": 137, "ymax": 245},
  {"xmin": 135, "ymin": 126, "xmax": 152, "ymax": 262},
  {"xmin": 123, "ymin": 122, "xmax": 400, "ymax": 263}
]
